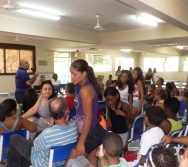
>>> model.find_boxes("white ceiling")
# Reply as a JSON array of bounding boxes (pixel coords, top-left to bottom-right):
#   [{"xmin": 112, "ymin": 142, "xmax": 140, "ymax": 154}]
[{"xmin": 0, "ymin": 0, "xmax": 188, "ymax": 54}]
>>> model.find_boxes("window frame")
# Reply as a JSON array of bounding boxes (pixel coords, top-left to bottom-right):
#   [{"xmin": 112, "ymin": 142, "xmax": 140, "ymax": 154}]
[{"xmin": 0, "ymin": 43, "xmax": 36, "ymax": 75}]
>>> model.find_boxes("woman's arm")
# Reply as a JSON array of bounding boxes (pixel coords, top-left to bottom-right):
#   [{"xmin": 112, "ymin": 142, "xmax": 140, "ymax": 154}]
[
  {"xmin": 20, "ymin": 117, "xmax": 37, "ymax": 132},
  {"xmin": 137, "ymin": 80, "xmax": 144, "ymax": 113},
  {"xmin": 22, "ymin": 96, "xmax": 40, "ymax": 119},
  {"xmin": 76, "ymin": 85, "xmax": 93, "ymax": 155}
]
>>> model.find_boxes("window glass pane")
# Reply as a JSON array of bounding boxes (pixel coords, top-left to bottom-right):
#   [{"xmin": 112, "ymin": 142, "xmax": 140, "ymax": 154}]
[
  {"xmin": 20, "ymin": 50, "xmax": 33, "ymax": 72},
  {"xmin": 183, "ymin": 57, "xmax": 188, "ymax": 71},
  {"xmin": 144, "ymin": 57, "xmax": 178, "ymax": 72},
  {"xmin": 54, "ymin": 52, "xmax": 70, "ymax": 83},
  {"xmin": 86, "ymin": 54, "xmax": 112, "ymax": 72},
  {"xmin": 5, "ymin": 49, "xmax": 19, "ymax": 73},
  {"xmin": 115, "ymin": 57, "xmax": 134, "ymax": 70},
  {"xmin": 0, "ymin": 49, "xmax": 4, "ymax": 73}
]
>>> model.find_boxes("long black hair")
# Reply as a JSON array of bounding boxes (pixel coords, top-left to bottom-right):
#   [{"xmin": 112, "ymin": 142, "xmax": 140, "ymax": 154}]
[
  {"xmin": 104, "ymin": 87, "xmax": 120, "ymax": 109},
  {"xmin": 0, "ymin": 99, "xmax": 17, "ymax": 121},
  {"xmin": 117, "ymin": 70, "xmax": 134, "ymax": 94},
  {"xmin": 71, "ymin": 59, "xmax": 102, "ymax": 97}
]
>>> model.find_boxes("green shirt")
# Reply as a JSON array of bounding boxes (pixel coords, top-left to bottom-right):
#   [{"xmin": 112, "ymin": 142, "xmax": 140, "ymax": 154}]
[{"xmin": 106, "ymin": 158, "xmax": 128, "ymax": 167}]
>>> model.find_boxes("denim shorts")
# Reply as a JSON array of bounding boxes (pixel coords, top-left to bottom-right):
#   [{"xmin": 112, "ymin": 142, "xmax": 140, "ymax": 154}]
[{"xmin": 84, "ymin": 124, "xmax": 104, "ymax": 154}]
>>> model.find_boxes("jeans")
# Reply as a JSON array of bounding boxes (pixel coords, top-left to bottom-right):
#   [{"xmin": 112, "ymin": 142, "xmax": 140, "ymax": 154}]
[
  {"xmin": 7, "ymin": 134, "xmax": 33, "ymax": 167},
  {"xmin": 15, "ymin": 92, "xmax": 24, "ymax": 104}
]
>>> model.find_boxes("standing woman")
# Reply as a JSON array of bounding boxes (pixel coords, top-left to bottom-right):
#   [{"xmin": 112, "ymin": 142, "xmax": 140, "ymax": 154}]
[
  {"xmin": 132, "ymin": 67, "xmax": 145, "ymax": 116},
  {"xmin": 116, "ymin": 70, "xmax": 134, "ymax": 110},
  {"xmin": 68, "ymin": 59, "xmax": 104, "ymax": 167}
]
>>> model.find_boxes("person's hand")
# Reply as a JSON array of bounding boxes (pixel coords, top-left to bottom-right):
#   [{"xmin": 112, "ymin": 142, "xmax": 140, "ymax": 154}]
[
  {"xmin": 34, "ymin": 72, "xmax": 39, "ymax": 76},
  {"xmin": 161, "ymin": 135, "xmax": 172, "ymax": 145},
  {"xmin": 179, "ymin": 148, "xmax": 188, "ymax": 167},
  {"xmin": 107, "ymin": 119, "xmax": 112, "ymax": 129},
  {"xmin": 75, "ymin": 141, "xmax": 85, "ymax": 156}
]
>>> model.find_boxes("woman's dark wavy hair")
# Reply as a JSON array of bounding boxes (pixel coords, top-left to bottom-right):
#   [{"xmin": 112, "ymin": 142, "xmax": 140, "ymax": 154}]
[
  {"xmin": 40, "ymin": 80, "xmax": 55, "ymax": 99},
  {"xmin": 71, "ymin": 59, "xmax": 102, "ymax": 98},
  {"xmin": 104, "ymin": 87, "xmax": 120, "ymax": 109},
  {"xmin": 0, "ymin": 99, "xmax": 17, "ymax": 121},
  {"xmin": 133, "ymin": 67, "xmax": 145, "ymax": 90},
  {"xmin": 117, "ymin": 70, "xmax": 134, "ymax": 94}
]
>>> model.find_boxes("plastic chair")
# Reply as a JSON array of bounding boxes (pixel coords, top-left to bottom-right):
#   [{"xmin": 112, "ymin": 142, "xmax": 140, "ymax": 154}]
[
  {"xmin": 98, "ymin": 100, "xmax": 107, "ymax": 119},
  {"xmin": 48, "ymin": 142, "xmax": 76, "ymax": 167},
  {"xmin": 0, "ymin": 129, "xmax": 29, "ymax": 161},
  {"xmin": 128, "ymin": 114, "xmax": 145, "ymax": 142},
  {"xmin": 178, "ymin": 101, "xmax": 187, "ymax": 120}
]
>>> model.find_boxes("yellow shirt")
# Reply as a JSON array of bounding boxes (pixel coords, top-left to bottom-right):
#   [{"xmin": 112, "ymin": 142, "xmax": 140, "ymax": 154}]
[{"xmin": 168, "ymin": 118, "xmax": 182, "ymax": 134}]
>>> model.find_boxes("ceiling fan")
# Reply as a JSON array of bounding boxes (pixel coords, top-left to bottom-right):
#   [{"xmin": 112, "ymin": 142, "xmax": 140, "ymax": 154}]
[{"xmin": 94, "ymin": 14, "xmax": 104, "ymax": 31}]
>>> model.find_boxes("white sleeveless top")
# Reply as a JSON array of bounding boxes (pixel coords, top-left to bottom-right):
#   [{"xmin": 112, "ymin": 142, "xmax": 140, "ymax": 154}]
[{"xmin": 116, "ymin": 85, "xmax": 129, "ymax": 103}]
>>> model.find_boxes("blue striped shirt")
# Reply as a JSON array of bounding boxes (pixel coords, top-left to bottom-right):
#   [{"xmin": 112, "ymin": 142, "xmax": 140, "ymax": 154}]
[{"xmin": 31, "ymin": 122, "xmax": 78, "ymax": 167}]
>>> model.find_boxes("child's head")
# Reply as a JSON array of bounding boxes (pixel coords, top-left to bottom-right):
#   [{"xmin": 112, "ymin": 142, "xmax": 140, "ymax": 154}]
[
  {"xmin": 145, "ymin": 106, "xmax": 164, "ymax": 127},
  {"xmin": 104, "ymin": 87, "xmax": 120, "ymax": 109},
  {"xmin": 156, "ymin": 77, "xmax": 164, "ymax": 86},
  {"xmin": 102, "ymin": 132, "xmax": 123, "ymax": 158},
  {"xmin": 166, "ymin": 82, "xmax": 173, "ymax": 92},
  {"xmin": 148, "ymin": 146, "xmax": 178, "ymax": 167},
  {"xmin": 183, "ymin": 91, "xmax": 188, "ymax": 103},
  {"xmin": 65, "ymin": 83, "xmax": 75, "ymax": 95},
  {"xmin": 148, "ymin": 84, "xmax": 156, "ymax": 93},
  {"xmin": 109, "ymin": 75, "xmax": 112, "ymax": 80},
  {"xmin": 163, "ymin": 97, "xmax": 180, "ymax": 115},
  {"xmin": 155, "ymin": 89, "xmax": 167, "ymax": 101},
  {"xmin": 0, "ymin": 99, "xmax": 17, "ymax": 121}
]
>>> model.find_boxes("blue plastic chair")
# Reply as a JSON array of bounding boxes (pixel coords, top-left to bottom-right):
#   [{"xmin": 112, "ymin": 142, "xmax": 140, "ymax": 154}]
[
  {"xmin": 69, "ymin": 109, "xmax": 76, "ymax": 117},
  {"xmin": 178, "ymin": 101, "xmax": 187, "ymax": 119},
  {"xmin": 128, "ymin": 114, "xmax": 145, "ymax": 142},
  {"xmin": 48, "ymin": 142, "xmax": 76, "ymax": 167},
  {"xmin": 98, "ymin": 100, "xmax": 107, "ymax": 119},
  {"xmin": 0, "ymin": 129, "xmax": 29, "ymax": 161}
]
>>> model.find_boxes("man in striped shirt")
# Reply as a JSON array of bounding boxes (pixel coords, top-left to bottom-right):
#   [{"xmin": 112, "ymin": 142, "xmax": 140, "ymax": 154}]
[{"xmin": 6, "ymin": 97, "xmax": 78, "ymax": 167}]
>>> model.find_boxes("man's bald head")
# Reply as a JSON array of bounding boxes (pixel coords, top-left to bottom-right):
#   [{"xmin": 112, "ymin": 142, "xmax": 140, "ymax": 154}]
[
  {"xmin": 49, "ymin": 97, "xmax": 68, "ymax": 120},
  {"xmin": 19, "ymin": 59, "xmax": 29, "ymax": 70}
]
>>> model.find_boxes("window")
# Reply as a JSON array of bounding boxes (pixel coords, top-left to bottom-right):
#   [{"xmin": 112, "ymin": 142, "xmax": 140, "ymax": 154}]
[
  {"xmin": 0, "ymin": 43, "xmax": 35, "ymax": 75},
  {"xmin": 54, "ymin": 52, "xmax": 70, "ymax": 83},
  {"xmin": 86, "ymin": 54, "xmax": 112, "ymax": 72},
  {"xmin": 183, "ymin": 57, "xmax": 188, "ymax": 71},
  {"xmin": 143, "ymin": 57, "xmax": 179, "ymax": 72},
  {"xmin": 115, "ymin": 57, "xmax": 134, "ymax": 71}
]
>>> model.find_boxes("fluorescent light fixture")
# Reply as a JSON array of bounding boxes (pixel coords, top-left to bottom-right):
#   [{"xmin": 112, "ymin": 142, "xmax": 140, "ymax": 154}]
[
  {"xmin": 120, "ymin": 49, "xmax": 132, "ymax": 52},
  {"xmin": 141, "ymin": 13, "xmax": 164, "ymax": 23},
  {"xmin": 17, "ymin": 9, "xmax": 61, "ymax": 20},
  {"xmin": 135, "ymin": 15, "xmax": 157, "ymax": 26},
  {"xmin": 176, "ymin": 46, "xmax": 187, "ymax": 49},
  {"xmin": 19, "ymin": 3, "xmax": 63, "ymax": 16}
]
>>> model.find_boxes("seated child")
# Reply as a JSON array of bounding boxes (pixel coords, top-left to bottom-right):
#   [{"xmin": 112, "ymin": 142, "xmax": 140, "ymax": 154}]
[
  {"xmin": 64, "ymin": 83, "xmax": 76, "ymax": 109},
  {"xmin": 125, "ymin": 106, "xmax": 164, "ymax": 167},
  {"xmin": 159, "ymin": 97, "xmax": 182, "ymax": 135},
  {"xmin": 154, "ymin": 89, "xmax": 167, "ymax": 109},
  {"xmin": 180, "ymin": 91, "xmax": 188, "ymax": 125},
  {"xmin": 96, "ymin": 132, "xmax": 128, "ymax": 167},
  {"xmin": 145, "ymin": 84, "xmax": 156, "ymax": 104},
  {"xmin": 0, "ymin": 99, "xmax": 37, "ymax": 133},
  {"xmin": 147, "ymin": 146, "xmax": 178, "ymax": 167}
]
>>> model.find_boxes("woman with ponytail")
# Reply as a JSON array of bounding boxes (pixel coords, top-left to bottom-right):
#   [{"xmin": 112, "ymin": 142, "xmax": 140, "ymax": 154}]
[
  {"xmin": 0, "ymin": 99, "xmax": 37, "ymax": 134},
  {"xmin": 68, "ymin": 59, "xmax": 104, "ymax": 167}
]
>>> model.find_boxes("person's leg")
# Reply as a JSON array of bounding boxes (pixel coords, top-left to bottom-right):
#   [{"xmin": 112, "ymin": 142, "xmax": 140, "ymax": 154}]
[
  {"xmin": 87, "ymin": 148, "xmax": 98, "ymax": 167},
  {"xmin": 7, "ymin": 134, "xmax": 33, "ymax": 167},
  {"xmin": 15, "ymin": 92, "xmax": 24, "ymax": 104}
]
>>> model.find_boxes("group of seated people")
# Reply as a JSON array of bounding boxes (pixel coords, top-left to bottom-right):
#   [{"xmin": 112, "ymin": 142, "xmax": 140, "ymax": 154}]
[{"xmin": 1, "ymin": 64, "xmax": 188, "ymax": 167}]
